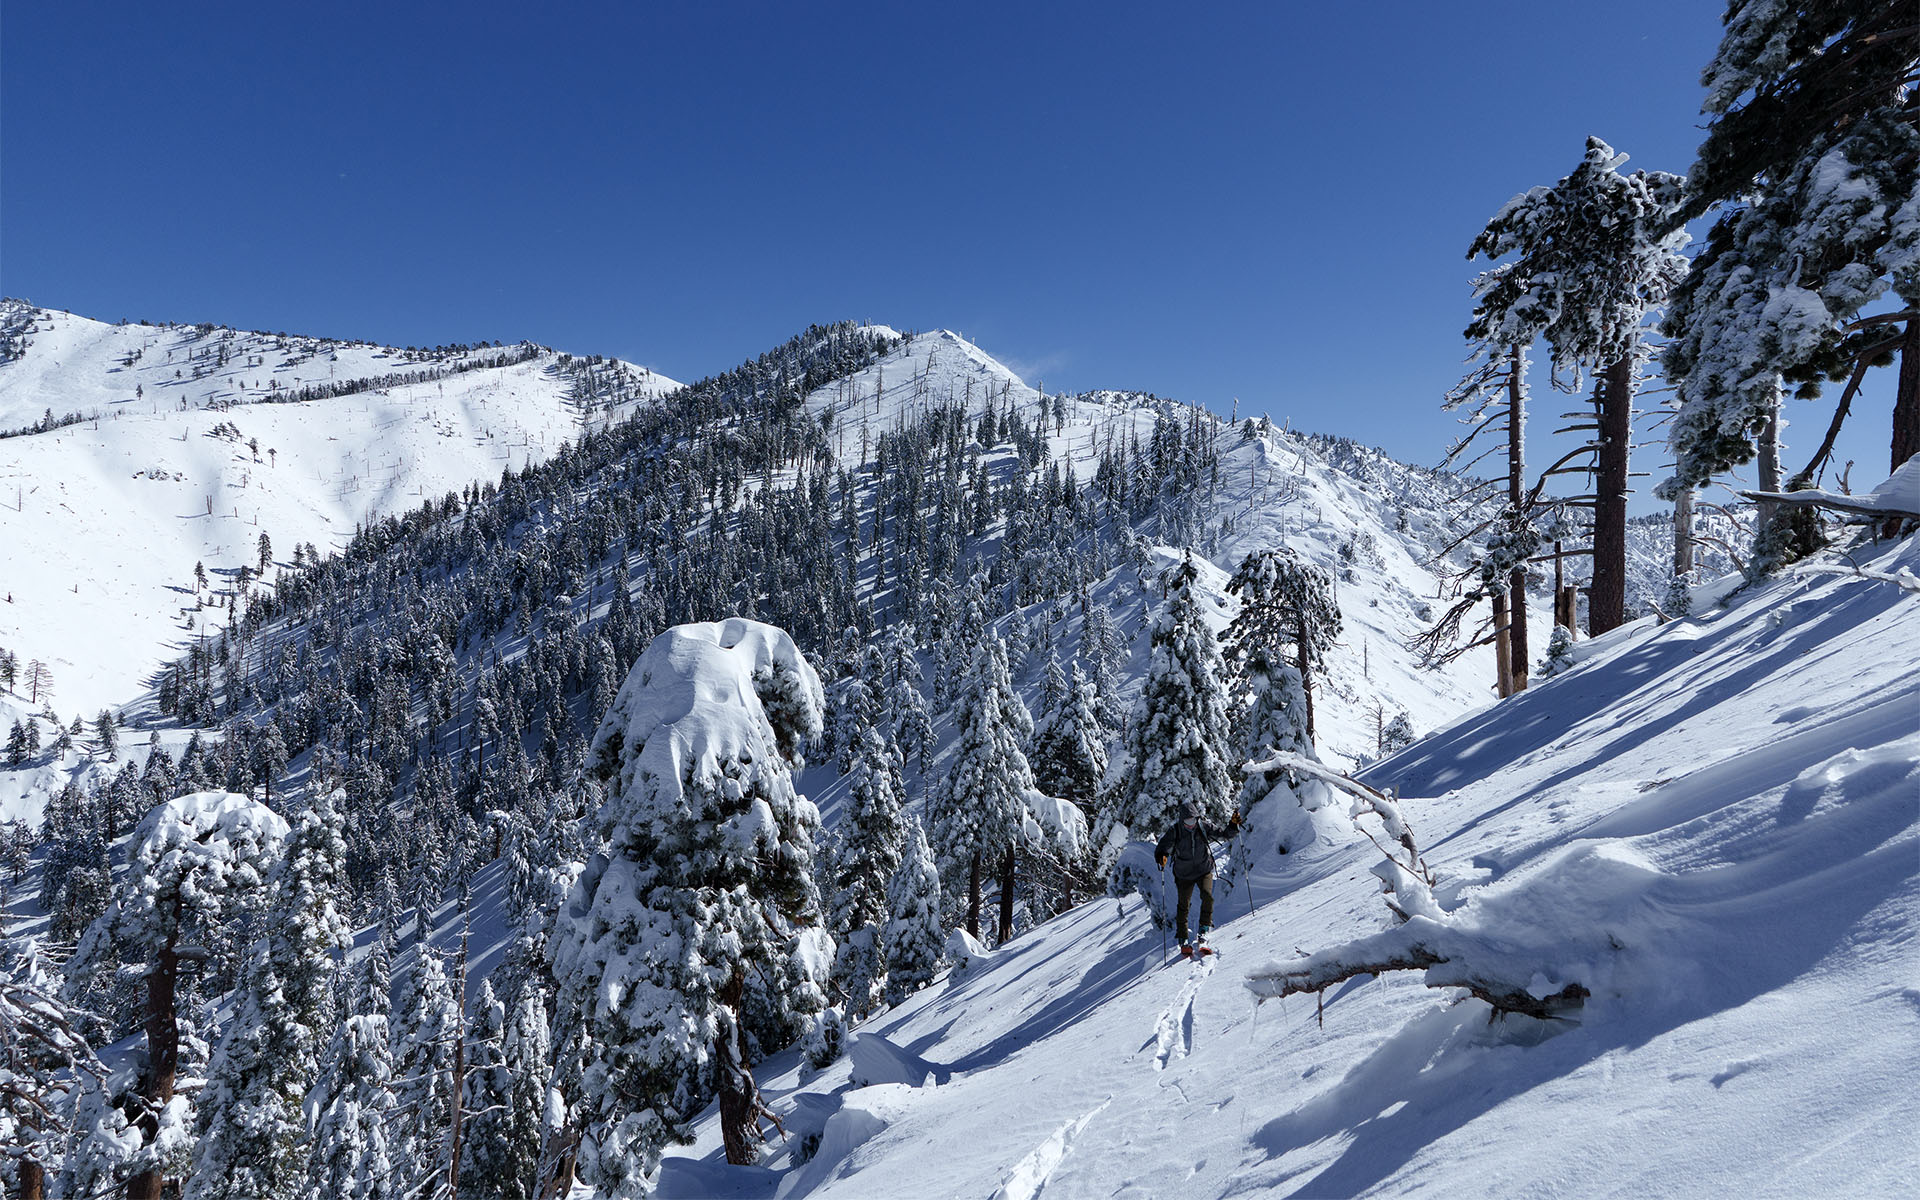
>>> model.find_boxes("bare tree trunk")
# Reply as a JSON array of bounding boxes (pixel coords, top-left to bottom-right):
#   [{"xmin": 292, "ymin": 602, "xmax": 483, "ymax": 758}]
[
  {"xmin": 1896, "ymin": 318, "xmax": 1920, "ymax": 473},
  {"xmin": 127, "ymin": 937, "xmax": 181, "ymax": 1200},
  {"xmin": 717, "ymin": 969, "xmax": 759, "ymax": 1166},
  {"xmin": 447, "ymin": 917, "xmax": 470, "ymax": 1199},
  {"xmin": 1492, "ymin": 591, "xmax": 1512, "ymax": 699},
  {"xmin": 1296, "ymin": 639, "xmax": 1316, "ymax": 743},
  {"xmin": 1889, "ymin": 318, "xmax": 1920, "ymax": 538},
  {"xmin": 966, "ymin": 852, "xmax": 982, "ymax": 939},
  {"xmin": 1506, "ymin": 345, "xmax": 1529, "ymax": 692},
  {"xmin": 1674, "ymin": 487, "xmax": 1696, "ymax": 577},
  {"xmin": 20, "ymin": 1160, "xmax": 44, "ymax": 1200},
  {"xmin": 997, "ymin": 847, "xmax": 1015, "ymax": 945},
  {"xmin": 1756, "ymin": 404, "xmax": 1783, "ymax": 532},
  {"xmin": 1590, "ymin": 355, "xmax": 1634, "ymax": 636}
]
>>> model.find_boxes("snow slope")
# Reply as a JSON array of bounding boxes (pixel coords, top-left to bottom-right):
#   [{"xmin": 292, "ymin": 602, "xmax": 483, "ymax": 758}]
[
  {"xmin": 661, "ymin": 531, "xmax": 1920, "ymax": 1199},
  {"xmin": 0, "ymin": 304, "xmax": 677, "ymax": 717}
]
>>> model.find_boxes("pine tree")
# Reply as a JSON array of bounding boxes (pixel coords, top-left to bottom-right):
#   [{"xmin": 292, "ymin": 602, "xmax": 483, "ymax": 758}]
[
  {"xmin": 455, "ymin": 979, "xmax": 524, "ymax": 1200},
  {"xmin": 1095, "ymin": 556, "xmax": 1236, "ymax": 871},
  {"xmin": 1030, "ymin": 662, "xmax": 1108, "ymax": 813},
  {"xmin": 1228, "ymin": 549, "xmax": 1340, "ymax": 743},
  {"xmin": 550, "ymin": 620, "xmax": 829, "ymax": 1189},
  {"xmin": 0, "ymin": 940, "xmax": 97, "ymax": 1199},
  {"xmin": 187, "ymin": 791, "xmax": 351, "ymax": 1200},
  {"xmin": 1466, "ymin": 136, "xmax": 1688, "ymax": 635},
  {"xmin": 65, "ymin": 792, "xmax": 288, "ymax": 1200},
  {"xmin": 390, "ymin": 948, "xmax": 459, "ymax": 1192},
  {"xmin": 93, "ymin": 710, "xmax": 118, "ymax": 760},
  {"xmin": 307, "ymin": 1014, "xmax": 402, "ymax": 1200},
  {"xmin": 927, "ymin": 636, "xmax": 1033, "ymax": 942},
  {"xmin": 828, "ymin": 726, "xmax": 906, "ymax": 1019},
  {"xmin": 1662, "ymin": 4, "xmax": 1919, "ymax": 546},
  {"xmin": 883, "ymin": 816, "xmax": 946, "ymax": 1006}
]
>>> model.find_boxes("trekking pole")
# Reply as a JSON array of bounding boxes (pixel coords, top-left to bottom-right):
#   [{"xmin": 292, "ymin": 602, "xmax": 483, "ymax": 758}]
[{"xmin": 1244, "ymin": 829, "xmax": 1259, "ymax": 913}]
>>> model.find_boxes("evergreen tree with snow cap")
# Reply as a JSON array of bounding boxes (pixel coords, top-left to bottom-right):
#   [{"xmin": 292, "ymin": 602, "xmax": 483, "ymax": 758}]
[
  {"xmin": 828, "ymin": 724, "xmax": 906, "ymax": 1019},
  {"xmin": 927, "ymin": 635, "xmax": 1034, "ymax": 942},
  {"xmin": 306, "ymin": 1014, "xmax": 402, "ymax": 1200},
  {"xmin": 65, "ymin": 792, "xmax": 288, "ymax": 1200},
  {"xmin": 389, "ymin": 946, "xmax": 459, "ymax": 1192},
  {"xmin": 883, "ymin": 816, "xmax": 946, "ymax": 1006},
  {"xmin": 1031, "ymin": 661, "xmax": 1109, "ymax": 816},
  {"xmin": 187, "ymin": 789, "xmax": 351, "ymax": 1200},
  {"xmin": 550, "ymin": 619, "xmax": 830, "ymax": 1190},
  {"xmin": 1096, "ymin": 554, "xmax": 1237, "ymax": 874},
  {"xmin": 1663, "ymin": 2, "xmax": 1919, "ymax": 512}
]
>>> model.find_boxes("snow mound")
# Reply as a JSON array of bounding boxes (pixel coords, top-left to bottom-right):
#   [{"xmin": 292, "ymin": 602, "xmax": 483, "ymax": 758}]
[
  {"xmin": 846, "ymin": 1032, "xmax": 949, "ymax": 1088},
  {"xmin": 586, "ymin": 618, "xmax": 825, "ymax": 805}
]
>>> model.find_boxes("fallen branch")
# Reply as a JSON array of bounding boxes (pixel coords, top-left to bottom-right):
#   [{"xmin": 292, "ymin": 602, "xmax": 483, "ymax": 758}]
[{"xmin": 1244, "ymin": 920, "xmax": 1591, "ymax": 1021}]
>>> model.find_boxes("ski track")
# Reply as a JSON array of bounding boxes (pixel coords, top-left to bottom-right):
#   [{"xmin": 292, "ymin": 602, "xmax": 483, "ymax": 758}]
[
  {"xmin": 1151, "ymin": 955, "xmax": 1214, "ymax": 1072},
  {"xmin": 989, "ymin": 1097, "xmax": 1112, "ymax": 1200}
]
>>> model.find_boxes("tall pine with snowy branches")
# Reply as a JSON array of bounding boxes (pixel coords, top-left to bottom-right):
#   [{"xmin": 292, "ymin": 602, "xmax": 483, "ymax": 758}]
[
  {"xmin": 1095, "ymin": 555, "xmax": 1236, "ymax": 870},
  {"xmin": 550, "ymin": 620, "xmax": 829, "ymax": 1190}
]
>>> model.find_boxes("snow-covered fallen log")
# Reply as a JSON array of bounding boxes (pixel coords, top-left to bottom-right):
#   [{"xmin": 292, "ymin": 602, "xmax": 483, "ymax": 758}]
[
  {"xmin": 1243, "ymin": 916, "xmax": 1591, "ymax": 1020},
  {"xmin": 1238, "ymin": 754, "xmax": 1592, "ymax": 1019}
]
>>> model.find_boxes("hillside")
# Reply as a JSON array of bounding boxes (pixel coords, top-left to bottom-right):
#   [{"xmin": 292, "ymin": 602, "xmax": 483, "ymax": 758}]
[
  {"xmin": 0, "ymin": 302, "xmax": 678, "ymax": 718},
  {"xmin": 654, "ymin": 532, "xmax": 1920, "ymax": 1200}
]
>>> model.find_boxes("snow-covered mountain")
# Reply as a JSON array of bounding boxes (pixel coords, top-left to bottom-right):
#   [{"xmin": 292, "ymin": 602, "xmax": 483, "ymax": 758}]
[
  {"xmin": 0, "ymin": 301, "xmax": 678, "ymax": 718},
  {"xmin": 3, "ymin": 303, "xmax": 1909, "ymax": 1199}
]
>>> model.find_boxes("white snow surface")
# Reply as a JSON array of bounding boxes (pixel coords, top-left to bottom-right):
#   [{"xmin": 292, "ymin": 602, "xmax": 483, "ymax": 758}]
[
  {"xmin": 0, "ymin": 304, "xmax": 676, "ymax": 717},
  {"xmin": 658, "ymin": 533, "xmax": 1920, "ymax": 1199}
]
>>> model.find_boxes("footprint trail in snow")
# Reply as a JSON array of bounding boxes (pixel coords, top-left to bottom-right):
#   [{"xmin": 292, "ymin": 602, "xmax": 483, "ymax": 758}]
[
  {"xmin": 1152, "ymin": 955, "xmax": 1214, "ymax": 1071},
  {"xmin": 990, "ymin": 1098, "xmax": 1112, "ymax": 1200}
]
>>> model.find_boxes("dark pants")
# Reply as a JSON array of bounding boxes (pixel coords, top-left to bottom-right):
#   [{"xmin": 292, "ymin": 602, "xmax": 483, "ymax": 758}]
[{"xmin": 1175, "ymin": 873, "xmax": 1214, "ymax": 942}]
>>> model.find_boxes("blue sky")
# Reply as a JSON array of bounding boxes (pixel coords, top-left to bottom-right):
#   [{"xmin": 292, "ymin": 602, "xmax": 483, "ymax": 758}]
[{"xmin": 0, "ymin": 2, "xmax": 1893, "ymax": 494}]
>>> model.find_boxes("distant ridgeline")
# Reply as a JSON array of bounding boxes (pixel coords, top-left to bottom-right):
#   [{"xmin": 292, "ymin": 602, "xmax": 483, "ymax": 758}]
[{"xmin": 0, "ymin": 299, "xmax": 549, "ymax": 436}]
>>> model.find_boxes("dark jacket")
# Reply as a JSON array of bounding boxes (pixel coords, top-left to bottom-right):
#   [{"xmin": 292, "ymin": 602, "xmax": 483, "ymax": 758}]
[{"xmin": 1155, "ymin": 818, "xmax": 1227, "ymax": 883}]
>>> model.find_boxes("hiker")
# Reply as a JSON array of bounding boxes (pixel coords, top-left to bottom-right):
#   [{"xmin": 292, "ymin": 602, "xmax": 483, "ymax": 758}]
[{"xmin": 1155, "ymin": 804, "xmax": 1241, "ymax": 952}]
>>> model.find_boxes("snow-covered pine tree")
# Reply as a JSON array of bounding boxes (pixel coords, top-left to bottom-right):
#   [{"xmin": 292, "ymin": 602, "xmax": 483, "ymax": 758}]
[
  {"xmin": 1464, "ymin": 136, "xmax": 1689, "ymax": 636},
  {"xmin": 466, "ymin": 981, "xmax": 548, "ymax": 1200},
  {"xmin": 389, "ymin": 946, "xmax": 459, "ymax": 1194},
  {"xmin": 1380, "ymin": 712, "xmax": 1416, "ymax": 756},
  {"xmin": 0, "ymin": 939, "xmax": 97, "ymax": 1199},
  {"xmin": 927, "ymin": 636, "xmax": 1034, "ymax": 943},
  {"xmin": 65, "ymin": 792, "xmax": 288, "ymax": 1200},
  {"xmin": 1079, "ymin": 602, "xmax": 1129, "ymax": 731},
  {"xmin": 187, "ymin": 790, "xmax": 351, "ymax": 1200},
  {"xmin": 883, "ymin": 816, "xmax": 945, "ymax": 1006},
  {"xmin": 306, "ymin": 1014, "xmax": 402, "ymax": 1200},
  {"xmin": 880, "ymin": 624, "xmax": 934, "ymax": 779},
  {"xmin": 1095, "ymin": 555, "xmax": 1237, "ymax": 872},
  {"xmin": 454, "ymin": 978, "xmax": 523, "ymax": 1200},
  {"xmin": 1662, "ymin": 4, "xmax": 1919, "ymax": 554},
  {"xmin": 550, "ymin": 619, "xmax": 829, "ymax": 1189},
  {"xmin": 1225, "ymin": 548, "xmax": 1339, "ymax": 746},
  {"xmin": 1030, "ymin": 662, "xmax": 1108, "ymax": 815},
  {"xmin": 828, "ymin": 726, "xmax": 906, "ymax": 1019},
  {"xmin": 1538, "ymin": 624, "xmax": 1577, "ymax": 678}
]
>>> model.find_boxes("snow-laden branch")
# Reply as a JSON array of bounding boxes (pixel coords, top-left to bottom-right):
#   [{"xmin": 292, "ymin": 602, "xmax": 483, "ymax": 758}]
[
  {"xmin": 1238, "ymin": 754, "xmax": 1592, "ymax": 1020},
  {"xmin": 1241, "ymin": 752, "xmax": 1438, "ymax": 921}
]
